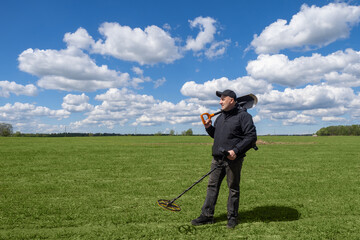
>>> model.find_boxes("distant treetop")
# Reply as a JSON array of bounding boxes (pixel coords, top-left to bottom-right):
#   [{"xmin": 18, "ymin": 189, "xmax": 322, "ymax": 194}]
[{"xmin": 316, "ymin": 125, "xmax": 360, "ymax": 136}]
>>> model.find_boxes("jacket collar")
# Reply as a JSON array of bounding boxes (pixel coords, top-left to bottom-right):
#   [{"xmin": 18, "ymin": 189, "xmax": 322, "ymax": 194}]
[{"xmin": 223, "ymin": 103, "xmax": 239, "ymax": 116}]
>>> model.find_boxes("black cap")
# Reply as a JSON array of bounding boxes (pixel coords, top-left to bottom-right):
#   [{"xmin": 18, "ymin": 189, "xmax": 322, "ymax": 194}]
[{"xmin": 216, "ymin": 89, "xmax": 237, "ymax": 99}]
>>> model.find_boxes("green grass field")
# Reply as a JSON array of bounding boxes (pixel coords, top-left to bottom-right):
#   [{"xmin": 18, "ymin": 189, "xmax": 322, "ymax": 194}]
[{"xmin": 0, "ymin": 136, "xmax": 359, "ymax": 239}]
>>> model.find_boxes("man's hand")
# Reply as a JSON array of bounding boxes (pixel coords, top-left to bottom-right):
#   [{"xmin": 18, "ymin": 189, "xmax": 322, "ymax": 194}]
[
  {"xmin": 227, "ymin": 150, "xmax": 237, "ymax": 160},
  {"xmin": 204, "ymin": 119, "xmax": 212, "ymax": 128}
]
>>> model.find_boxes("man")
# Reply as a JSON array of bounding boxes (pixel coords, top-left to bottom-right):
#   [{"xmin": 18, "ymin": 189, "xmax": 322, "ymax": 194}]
[{"xmin": 191, "ymin": 89, "xmax": 257, "ymax": 229}]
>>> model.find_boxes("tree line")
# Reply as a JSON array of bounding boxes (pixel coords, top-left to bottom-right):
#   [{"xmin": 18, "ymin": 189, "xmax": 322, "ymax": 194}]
[
  {"xmin": 316, "ymin": 125, "xmax": 360, "ymax": 136},
  {"xmin": 3, "ymin": 121, "xmax": 360, "ymax": 137},
  {"xmin": 0, "ymin": 123, "xmax": 195, "ymax": 137}
]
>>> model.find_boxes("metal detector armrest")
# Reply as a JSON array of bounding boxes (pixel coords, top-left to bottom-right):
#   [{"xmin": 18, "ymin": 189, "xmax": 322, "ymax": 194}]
[
  {"xmin": 218, "ymin": 147, "xmax": 229, "ymax": 167},
  {"xmin": 219, "ymin": 147, "xmax": 229, "ymax": 156}
]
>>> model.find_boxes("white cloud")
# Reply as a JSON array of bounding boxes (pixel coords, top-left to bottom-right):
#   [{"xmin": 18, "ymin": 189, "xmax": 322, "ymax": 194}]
[
  {"xmin": 322, "ymin": 116, "xmax": 346, "ymax": 122},
  {"xmin": 185, "ymin": 16, "xmax": 217, "ymax": 51},
  {"xmin": 184, "ymin": 16, "xmax": 229, "ymax": 59},
  {"xmin": 132, "ymin": 100, "xmax": 208, "ymax": 126},
  {"xmin": 0, "ymin": 102, "xmax": 70, "ymax": 122},
  {"xmin": 350, "ymin": 93, "xmax": 360, "ymax": 108},
  {"xmin": 132, "ymin": 66, "xmax": 144, "ymax": 76},
  {"xmin": 250, "ymin": 3, "xmax": 360, "ymax": 54},
  {"xmin": 246, "ymin": 49, "xmax": 360, "ymax": 87},
  {"xmin": 259, "ymin": 84, "xmax": 354, "ymax": 111},
  {"xmin": 62, "ymin": 93, "xmax": 94, "ymax": 112},
  {"xmin": 154, "ymin": 77, "xmax": 166, "ymax": 88},
  {"xmin": 18, "ymin": 47, "xmax": 130, "ymax": 91},
  {"xmin": 205, "ymin": 40, "xmax": 231, "ymax": 59},
  {"xmin": 92, "ymin": 22, "xmax": 182, "ymax": 65},
  {"xmin": 253, "ymin": 115, "xmax": 261, "ymax": 123},
  {"xmin": 131, "ymin": 66, "xmax": 152, "ymax": 89},
  {"xmin": 131, "ymin": 66, "xmax": 166, "ymax": 89},
  {"xmin": 163, "ymin": 23, "xmax": 171, "ymax": 31},
  {"xmin": 302, "ymin": 106, "xmax": 348, "ymax": 118},
  {"xmin": 255, "ymin": 84, "xmax": 360, "ymax": 126},
  {"xmin": 14, "ymin": 122, "xmax": 67, "ymax": 134},
  {"xmin": 348, "ymin": 93, "xmax": 360, "ymax": 120},
  {"xmin": 69, "ymin": 88, "xmax": 209, "ymax": 129},
  {"xmin": 181, "ymin": 76, "xmax": 272, "ymax": 106},
  {"xmin": 324, "ymin": 72, "xmax": 360, "ymax": 88},
  {"xmin": 132, "ymin": 114, "xmax": 167, "ymax": 126},
  {"xmin": 0, "ymin": 81, "xmax": 38, "ymax": 97},
  {"xmin": 95, "ymin": 88, "xmax": 158, "ymax": 110},
  {"xmin": 283, "ymin": 114, "xmax": 316, "ymax": 125},
  {"xmin": 64, "ymin": 27, "xmax": 95, "ymax": 49}
]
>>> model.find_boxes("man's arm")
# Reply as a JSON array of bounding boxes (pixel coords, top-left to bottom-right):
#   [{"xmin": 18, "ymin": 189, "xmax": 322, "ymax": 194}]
[
  {"xmin": 205, "ymin": 119, "xmax": 215, "ymax": 138},
  {"xmin": 232, "ymin": 112, "xmax": 257, "ymax": 156}
]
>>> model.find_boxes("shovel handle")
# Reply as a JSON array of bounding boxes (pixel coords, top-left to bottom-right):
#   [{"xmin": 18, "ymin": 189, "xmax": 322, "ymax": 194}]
[
  {"xmin": 200, "ymin": 113, "xmax": 214, "ymax": 125},
  {"xmin": 200, "ymin": 111, "xmax": 221, "ymax": 125}
]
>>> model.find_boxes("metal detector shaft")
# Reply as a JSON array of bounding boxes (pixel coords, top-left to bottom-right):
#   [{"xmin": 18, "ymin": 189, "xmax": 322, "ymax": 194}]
[{"xmin": 168, "ymin": 161, "xmax": 227, "ymax": 205}]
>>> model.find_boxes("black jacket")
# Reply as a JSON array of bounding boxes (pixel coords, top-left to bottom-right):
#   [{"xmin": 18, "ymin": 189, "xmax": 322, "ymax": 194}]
[{"xmin": 206, "ymin": 104, "xmax": 257, "ymax": 158}]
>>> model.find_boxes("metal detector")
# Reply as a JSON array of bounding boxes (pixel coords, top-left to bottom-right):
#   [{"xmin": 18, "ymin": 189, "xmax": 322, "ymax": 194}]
[{"xmin": 157, "ymin": 149, "xmax": 229, "ymax": 212}]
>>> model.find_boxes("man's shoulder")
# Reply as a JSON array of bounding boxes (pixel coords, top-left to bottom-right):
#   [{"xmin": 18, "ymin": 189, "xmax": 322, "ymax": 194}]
[{"xmin": 236, "ymin": 107, "xmax": 252, "ymax": 116}]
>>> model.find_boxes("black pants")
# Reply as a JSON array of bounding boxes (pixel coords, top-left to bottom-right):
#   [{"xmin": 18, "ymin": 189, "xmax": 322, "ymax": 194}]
[{"xmin": 201, "ymin": 157, "xmax": 244, "ymax": 219}]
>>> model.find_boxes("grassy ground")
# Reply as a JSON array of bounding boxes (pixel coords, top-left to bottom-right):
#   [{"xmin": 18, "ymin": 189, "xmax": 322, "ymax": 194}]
[{"xmin": 0, "ymin": 136, "xmax": 359, "ymax": 239}]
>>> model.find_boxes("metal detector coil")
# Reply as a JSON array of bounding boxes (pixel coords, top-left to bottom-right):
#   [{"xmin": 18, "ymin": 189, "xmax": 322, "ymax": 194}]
[{"xmin": 157, "ymin": 199, "xmax": 181, "ymax": 212}]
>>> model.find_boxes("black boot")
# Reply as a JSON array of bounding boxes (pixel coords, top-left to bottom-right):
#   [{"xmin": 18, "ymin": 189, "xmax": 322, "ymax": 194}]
[
  {"xmin": 191, "ymin": 215, "xmax": 215, "ymax": 226},
  {"xmin": 226, "ymin": 217, "xmax": 237, "ymax": 229}
]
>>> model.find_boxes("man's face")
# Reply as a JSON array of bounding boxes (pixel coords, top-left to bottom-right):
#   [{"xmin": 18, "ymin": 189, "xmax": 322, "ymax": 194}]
[{"xmin": 220, "ymin": 95, "xmax": 235, "ymax": 111}]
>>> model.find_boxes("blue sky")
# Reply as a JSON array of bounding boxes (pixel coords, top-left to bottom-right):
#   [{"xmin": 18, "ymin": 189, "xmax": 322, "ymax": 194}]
[{"xmin": 1, "ymin": 0, "xmax": 360, "ymax": 135}]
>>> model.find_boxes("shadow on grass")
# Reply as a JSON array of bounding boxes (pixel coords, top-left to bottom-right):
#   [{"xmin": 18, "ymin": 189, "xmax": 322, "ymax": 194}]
[{"xmin": 215, "ymin": 205, "xmax": 301, "ymax": 223}]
